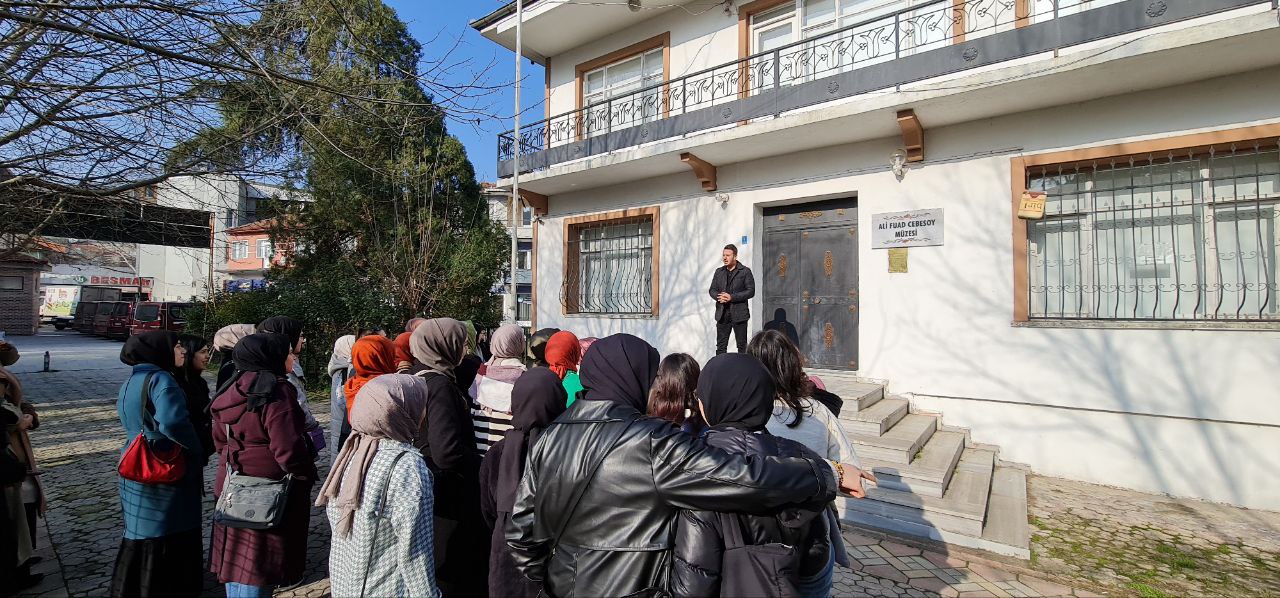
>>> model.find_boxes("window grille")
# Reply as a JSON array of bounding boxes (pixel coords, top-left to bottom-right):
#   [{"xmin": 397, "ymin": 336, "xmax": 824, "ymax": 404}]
[
  {"xmin": 1027, "ymin": 142, "xmax": 1279, "ymax": 321},
  {"xmin": 563, "ymin": 215, "xmax": 655, "ymax": 315}
]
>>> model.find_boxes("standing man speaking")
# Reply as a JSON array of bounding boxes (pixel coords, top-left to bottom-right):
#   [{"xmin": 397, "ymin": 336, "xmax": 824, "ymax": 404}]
[{"xmin": 709, "ymin": 244, "xmax": 755, "ymax": 354}]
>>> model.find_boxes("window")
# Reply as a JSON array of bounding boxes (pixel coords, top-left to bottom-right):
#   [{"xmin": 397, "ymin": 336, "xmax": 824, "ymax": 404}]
[
  {"xmin": 517, "ymin": 293, "xmax": 533, "ymax": 322},
  {"xmin": 257, "ymin": 239, "xmax": 273, "ymax": 258},
  {"xmin": 134, "ymin": 304, "xmax": 160, "ymax": 322},
  {"xmin": 517, "ymin": 249, "xmax": 532, "ymax": 271},
  {"xmin": 0, "ymin": 275, "xmax": 23, "ymax": 290},
  {"xmin": 230, "ymin": 242, "xmax": 249, "ymax": 260},
  {"xmin": 521, "ymin": 206, "xmax": 533, "ymax": 226},
  {"xmin": 1026, "ymin": 143, "xmax": 1279, "ymax": 321},
  {"xmin": 564, "ymin": 209, "xmax": 659, "ymax": 315},
  {"xmin": 582, "ymin": 47, "xmax": 664, "ymax": 137}
]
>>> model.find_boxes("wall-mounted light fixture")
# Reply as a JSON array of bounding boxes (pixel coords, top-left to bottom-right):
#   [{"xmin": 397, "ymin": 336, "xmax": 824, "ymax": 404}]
[
  {"xmin": 628, "ymin": 0, "xmax": 642, "ymax": 12},
  {"xmin": 715, "ymin": 193, "xmax": 731, "ymax": 206},
  {"xmin": 890, "ymin": 149, "xmax": 909, "ymax": 181}
]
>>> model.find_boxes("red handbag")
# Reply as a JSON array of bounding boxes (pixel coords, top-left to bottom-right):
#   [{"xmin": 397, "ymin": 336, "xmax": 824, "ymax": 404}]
[{"xmin": 118, "ymin": 372, "xmax": 186, "ymax": 484}]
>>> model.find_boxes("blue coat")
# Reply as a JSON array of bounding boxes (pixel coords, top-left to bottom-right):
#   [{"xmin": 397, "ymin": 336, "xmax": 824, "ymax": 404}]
[{"xmin": 117, "ymin": 364, "xmax": 207, "ymax": 539}]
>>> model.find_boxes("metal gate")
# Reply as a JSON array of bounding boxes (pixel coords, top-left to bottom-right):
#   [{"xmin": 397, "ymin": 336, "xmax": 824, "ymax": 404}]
[{"xmin": 762, "ymin": 198, "xmax": 858, "ymax": 370}]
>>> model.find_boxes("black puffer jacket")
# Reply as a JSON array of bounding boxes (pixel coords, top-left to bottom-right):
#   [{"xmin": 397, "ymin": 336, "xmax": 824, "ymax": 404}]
[
  {"xmin": 506, "ymin": 399, "xmax": 837, "ymax": 598},
  {"xmin": 670, "ymin": 428, "xmax": 832, "ymax": 598}
]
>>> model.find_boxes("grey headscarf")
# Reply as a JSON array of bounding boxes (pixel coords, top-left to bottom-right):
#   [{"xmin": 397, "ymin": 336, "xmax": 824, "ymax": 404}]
[{"xmin": 409, "ymin": 318, "xmax": 466, "ymax": 380}]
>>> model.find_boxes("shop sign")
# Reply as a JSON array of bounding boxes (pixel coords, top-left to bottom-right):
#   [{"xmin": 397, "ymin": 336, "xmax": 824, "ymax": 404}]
[
  {"xmin": 871, "ymin": 209, "xmax": 944, "ymax": 249},
  {"xmin": 89, "ymin": 275, "xmax": 153, "ymax": 287}
]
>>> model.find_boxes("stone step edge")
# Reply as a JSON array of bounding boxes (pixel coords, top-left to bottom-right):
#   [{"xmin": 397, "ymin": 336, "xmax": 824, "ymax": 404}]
[{"xmin": 860, "ymin": 430, "xmax": 967, "ymax": 484}]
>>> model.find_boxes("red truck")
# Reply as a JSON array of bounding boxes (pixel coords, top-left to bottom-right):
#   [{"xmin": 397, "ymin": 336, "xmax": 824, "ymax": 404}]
[{"xmin": 93, "ymin": 301, "xmax": 135, "ymax": 339}]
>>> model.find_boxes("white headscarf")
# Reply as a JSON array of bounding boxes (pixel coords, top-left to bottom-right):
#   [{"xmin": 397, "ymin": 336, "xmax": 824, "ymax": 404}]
[{"xmin": 327, "ymin": 335, "xmax": 357, "ymax": 376}]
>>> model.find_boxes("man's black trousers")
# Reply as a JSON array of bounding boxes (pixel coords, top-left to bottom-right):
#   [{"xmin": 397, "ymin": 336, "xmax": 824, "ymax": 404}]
[{"xmin": 716, "ymin": 319, "xmax": 748, "ymax": 355}]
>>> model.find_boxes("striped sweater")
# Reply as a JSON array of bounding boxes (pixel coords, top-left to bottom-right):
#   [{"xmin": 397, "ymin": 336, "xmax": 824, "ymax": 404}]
[{"xmin": 467, "ymin": 360, "xmax": 524, "ymax": 453}]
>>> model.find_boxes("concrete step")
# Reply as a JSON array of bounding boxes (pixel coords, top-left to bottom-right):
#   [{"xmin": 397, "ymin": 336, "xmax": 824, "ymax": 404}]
[
  {"xmin": 837, "ymin": 447, "xmax": 995, "ymax": 537},
  {"xmin": 809, "ymin": 370, "xmax": 883, "ymax": 412},
  {"xmin": 838, "ymin": 397, "xmax": 908, "ymax": 436},
  {"xmin": 860, "ymin": 430, "xmax": 966, "ymax": 497},
  {"xmin": 845, "ymin": 413, "xmax": 936, "ymax": 464},
  {"xmin": 980, "ymin": 466, "xmax": 1031, "ymax": 557}
]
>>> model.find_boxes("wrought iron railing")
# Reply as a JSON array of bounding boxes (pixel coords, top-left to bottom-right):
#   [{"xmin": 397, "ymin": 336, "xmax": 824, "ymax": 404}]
[
  {"xmin": 1027, "ymin": 142, "xmax": 1280, "ymax": 321},
  {"xmin": 497, "ymin": 0, "xmax": 1187, "ymax": 166}
]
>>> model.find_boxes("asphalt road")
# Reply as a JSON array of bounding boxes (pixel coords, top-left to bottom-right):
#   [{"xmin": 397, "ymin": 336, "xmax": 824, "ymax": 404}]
[{"xmin": 3, "ymin": 326, "xmax": 128, "ymax": 373}]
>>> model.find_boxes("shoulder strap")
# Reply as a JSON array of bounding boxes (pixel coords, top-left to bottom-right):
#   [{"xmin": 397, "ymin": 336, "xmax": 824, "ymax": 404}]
[
  {"xmin": 137, "ymin": 372, "xmax": 158, "ymax": 436},
  {"xmin": 720, "ymin": 513, "xmax": 748, "ymax": 550},
  {"xmin": 550, "ymin": 418, "xmax": 636, "ymax": 548}
]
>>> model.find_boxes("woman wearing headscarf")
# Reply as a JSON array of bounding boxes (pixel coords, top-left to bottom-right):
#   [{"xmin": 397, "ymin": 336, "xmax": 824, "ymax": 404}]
[
  {"xmin": 669, "ymin": 354, "xmax": 833, "ymax": 598},
  {"xmin": 109, "ymin": 331, "xmax": 205, "ymax": 598},
  {"xmin": 327, "ymin": 335, "xmax": 356, "ymax": 465},
  {"xmin": 255, "ymin": 316, "xmax": 322, "ymax": 455},
  {"xmin": 409, "ymin": 318, "xmax": 489, "ymax": 597},
  {"xmin": 213, "ymin": 324, "xmax": 254, "ymax": 390},
  {"xmin": 318, "ymin": 375, "xmax": 441, "ymax": 598},
  {"xmin": 1, "ymin": 342, "xmax": 44, "ymax": 591},
  {"xmin": 478, "ymin": 368, "xmax": 566, "ymax": 598},
  {"xmin": 344, "ymin": 335, "xmax": 398, "ymax": 414},
  {"xmin": 543, "ymin": 330, "xmax": 584, "ymax": 406},
  {"xmin": 525, "ymin": 327, "xmax": 559, "ymax": 368},
  {"xmin": 468, "ymin": 324, "xmax": 526, "ymax": 453},
  {"xmin": 507, "ymin": 334, "xmax": 873, "ymax": 598},
  {"xmin": 175, "ymin": 334, "xmax": 215, "ymax": 459},
  {"xmin": 209, "ymin": 333, "xmax": 319, "ymax": 597},
  {"xmin": 393, "ymin": 331, "xmax": 416, "ymax": 373}
]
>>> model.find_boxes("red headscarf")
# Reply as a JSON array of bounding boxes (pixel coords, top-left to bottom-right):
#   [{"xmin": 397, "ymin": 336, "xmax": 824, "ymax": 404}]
[
  {"xmin": 544, "ymin": 330, "xmax": 582, "ymax": 380},
  {"xmin": 392, "ymin": 332, "xmax": 414, "ymax": 370},
  {"xmin": 344, "ymin": 336, "xmax": 398, "ymax": 413}
]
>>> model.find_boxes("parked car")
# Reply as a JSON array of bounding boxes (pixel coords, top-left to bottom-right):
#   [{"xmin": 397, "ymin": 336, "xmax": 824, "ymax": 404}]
[
  {"xmin": 93, "ymin": 301, "xmax": 133, "ymax": 339},
  {"xmin": 129, "ymin": 302, "xmax": 191, "ymax": 335},
  {"xmin": 73, "ymin": 301, "xmax": 101, "ymax": 333}
]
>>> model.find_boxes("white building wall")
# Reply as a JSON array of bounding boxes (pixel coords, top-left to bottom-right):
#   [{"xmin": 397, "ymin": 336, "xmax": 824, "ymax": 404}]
[{"xmin": 533, "ymin": 69, "xmax": 1280, "ymax": 510}]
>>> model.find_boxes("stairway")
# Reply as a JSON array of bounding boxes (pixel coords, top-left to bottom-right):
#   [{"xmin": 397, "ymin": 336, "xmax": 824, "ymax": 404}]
[{"xmin": 811, "ymin": 370, "xmax": 1031, "ymax": 559}]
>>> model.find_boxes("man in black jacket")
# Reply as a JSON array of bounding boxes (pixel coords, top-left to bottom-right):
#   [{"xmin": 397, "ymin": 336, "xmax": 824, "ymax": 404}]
[{"xmin": 708, "ymin": 244, "xmax": 755, "ymax": 355}]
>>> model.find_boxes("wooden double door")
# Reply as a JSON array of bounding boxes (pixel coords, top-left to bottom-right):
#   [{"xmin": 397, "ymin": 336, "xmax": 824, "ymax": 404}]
[{"xmin": 761, "ymin": 198, "xmax": 859, "ymax": 370}]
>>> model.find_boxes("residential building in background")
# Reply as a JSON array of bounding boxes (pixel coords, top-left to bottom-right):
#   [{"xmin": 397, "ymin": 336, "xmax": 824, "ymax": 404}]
[
  {"xmin": 473, "ymin": 0, "xmax": 1280, "ymax": 553},
  {"xmin": 220, "ymin": 217, "xmax": 297, "ymax": 292},
  {"xmin": 485, "ymin": 184, "xmax": 535, "ymax": 327}
]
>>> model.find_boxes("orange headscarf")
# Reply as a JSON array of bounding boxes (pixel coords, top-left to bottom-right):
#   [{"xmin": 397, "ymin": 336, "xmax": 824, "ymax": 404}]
[
  {"xmin": 544, "ymin": 330, "xmax": 582, "ymax": 380},
  {"xmin": 344, "ymin": 336, "xmax": 398, "ymax": 413},
  {"xmin": 392, "ymin": 332, "xmax": 414, "ymax": 370}
]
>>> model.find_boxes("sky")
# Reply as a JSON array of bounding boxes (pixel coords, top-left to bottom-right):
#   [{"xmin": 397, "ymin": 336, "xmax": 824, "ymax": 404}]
[{"xmin": 385, "ymin": 0, "xmax": 544, "ymax": 183}]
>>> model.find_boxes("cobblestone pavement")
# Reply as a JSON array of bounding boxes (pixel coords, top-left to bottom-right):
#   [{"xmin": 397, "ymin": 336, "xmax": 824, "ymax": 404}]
[
  {"xmin": 12, "ymin": 358, "xmax": 1103, "ymax": 598},
  {"xmin": 1027, "ymin": 475, "xmax": 1280, "ymax": 597}
]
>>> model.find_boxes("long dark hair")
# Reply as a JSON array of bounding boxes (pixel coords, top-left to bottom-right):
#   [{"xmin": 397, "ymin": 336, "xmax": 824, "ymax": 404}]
[
  {"xmin": 647, "ymin": 353, "xmax": 703, "ymax": 432},
  {"xmin": 176, "ymin": 333, "xmax": 209, "ymax": 384},
  {"xmin": 747, "ymin": 329, "xmax": 813, "ymax": 428}
]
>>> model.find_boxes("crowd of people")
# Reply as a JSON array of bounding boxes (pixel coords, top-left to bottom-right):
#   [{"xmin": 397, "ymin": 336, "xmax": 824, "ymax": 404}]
[{"xmin": 2, "ymin": 313, "xmax": 876, "ymax": 598}]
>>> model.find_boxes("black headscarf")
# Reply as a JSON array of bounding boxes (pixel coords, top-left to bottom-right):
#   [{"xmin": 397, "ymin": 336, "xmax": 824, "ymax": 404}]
[
  {"xmin": 231, "ymin": 332, "xmax": 292, "ymax": 411},
  {"xmin": 527, "ymin": 327, "xmax": 560, "ymax": 367},
  {"xmin": 697, "ymin": 353, "xmax": 776, "ymax": 432},
  {"xmin": 496, "ymin": 368, "xmax": 567, "ymax": 513},
  {"xmin": 578, "ymin": 333, "xmax": 660, "ymax": 412},
  {"xmin": 120, "ymin": 331, "xmax": 178, "ymax": 370},
  {"xmin": 257, "ymin": 316, "xmax": 304, "ymax": 350}
]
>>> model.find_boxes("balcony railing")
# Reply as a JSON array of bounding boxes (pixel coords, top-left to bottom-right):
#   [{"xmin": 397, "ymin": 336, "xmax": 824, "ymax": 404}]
[{"xmin": 497, "ymin": 0, "xmax": 1266, "ymax": 177}]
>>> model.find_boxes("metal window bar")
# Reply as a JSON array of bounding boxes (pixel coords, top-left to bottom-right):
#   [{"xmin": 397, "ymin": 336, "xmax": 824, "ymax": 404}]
[
  {"xmin": 561, "ymin": 216, "xmax": 654, "ymax": 315},
  {"xmin": 497, "ymin": 0, "xmax": 1070, "ymax": 164},
  {"xmin": 1027, "ymin": 142, "xmax": 1280, "ymax": 321}
]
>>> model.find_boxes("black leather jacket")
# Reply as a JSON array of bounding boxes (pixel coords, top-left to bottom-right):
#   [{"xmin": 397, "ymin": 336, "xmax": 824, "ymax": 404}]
[
  {"xmin": 506, "ymin": 399, "xmax": 837, "ymax": 598},
  {"xmin": 669, "ymin": 428, "xmax": 832, "ymax": 598}
]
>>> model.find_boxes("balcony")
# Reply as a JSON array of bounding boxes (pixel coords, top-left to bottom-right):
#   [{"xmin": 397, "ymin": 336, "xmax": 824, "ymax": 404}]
[{"xmin": 497, "ymin": 0, "xmax": 1280, "ymax": 187}]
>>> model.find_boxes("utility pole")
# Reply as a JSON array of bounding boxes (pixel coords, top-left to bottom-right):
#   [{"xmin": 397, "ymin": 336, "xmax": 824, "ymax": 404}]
[{"xmin": 509, "ymin": 0, "xmax": 523, "ymax": 325}]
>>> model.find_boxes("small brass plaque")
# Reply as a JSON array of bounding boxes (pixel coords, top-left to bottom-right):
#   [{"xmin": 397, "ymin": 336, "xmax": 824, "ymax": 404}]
[
  {"xmin": 888, "ymin": 247, "xmax": 908, "ymax": 273},
  {"xmin": 1019, "ymin": 191, "xmax": 1046, "ymax": 220}
]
